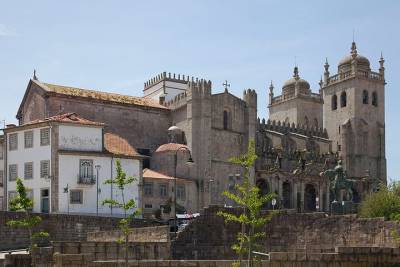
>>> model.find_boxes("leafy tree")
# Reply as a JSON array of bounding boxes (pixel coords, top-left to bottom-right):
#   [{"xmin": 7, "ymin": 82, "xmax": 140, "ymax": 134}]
[
  {"xmin": 217, "ymin": 140, "xmax": 277, "ymax": 267},
  {"xmin": 102, "ymin": 160, "xmax": 140, "ymax": 267},
  {"xmin": 7, "ymin": 178, "xmax": 49, "ymax": 267},
  {"xmin": 359, "ymin": 181, "xmax": 400, "ymax": 220},
  {"xmin": 162, "ymin": 197, "xmax": 186, "ymax": 214}
]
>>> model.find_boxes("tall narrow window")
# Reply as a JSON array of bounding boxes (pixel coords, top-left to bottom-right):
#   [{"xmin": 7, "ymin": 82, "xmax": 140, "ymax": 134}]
[
  {"xmin": 24, "ymin": 162, "xmax": 33, "ymax": 179},
  {"xmin": 331, "ymin": 95, "xmax": 337, "ymax": 110},
  {"xmin": 40, "ymin": 128, "xmax": 50, "ymax": 146},
  {"xmin": 79, "ymin": 159, "xmax": 93, "ymax": 180},
  {"xmin": 372, "ymin": 91, "xmax": 378, "ymax": 107},
  {"xmin": 159, "ymin": 184, "xmax": 168, "ymax": 198},
  {"xmin": 340, "ymin": 91, "xmax": 347, "ymax": 107},
  {"xmin": 177, "ymin": 185, "xmax": 186, "ymax": 200},
  {"xmin": 362, "ymin": 90, "xmax": 369, "ymax": 104},
  {"xmin": 0, "ymin": 170, "xmax": 4, "ymax": 187},
  {"xmin": 144, "ymin": 182, "xmax": 153, "ymax": 196},
  {"xmin": 9, "ymin": 164, "xmax": 18, "ymax": 181},
  {"xmin": 9, "ymin": 133, "xmax": 18, "ymax": 151},
  {"xmin": 223, "ymin": 110, "xmax": 229, "ymax": 130},
  {"xmin": 24, "ymin": 131, "xmax": 34, "ymax": 148},
  {"xmin": 40, "ymin": 160, "xmax": 50, "ymax": 178}
]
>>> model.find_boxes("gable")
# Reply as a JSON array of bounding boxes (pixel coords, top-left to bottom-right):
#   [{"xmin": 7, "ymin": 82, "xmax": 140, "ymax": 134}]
[{"xmin": 16, "ymin": 79, "xmax": 48, "ymax": 124}]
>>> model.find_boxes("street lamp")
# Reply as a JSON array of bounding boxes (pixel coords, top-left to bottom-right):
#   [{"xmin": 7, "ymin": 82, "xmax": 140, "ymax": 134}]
[{"xmin": 95, "ymin": 165, "xmax": 101, "ymax": 216}]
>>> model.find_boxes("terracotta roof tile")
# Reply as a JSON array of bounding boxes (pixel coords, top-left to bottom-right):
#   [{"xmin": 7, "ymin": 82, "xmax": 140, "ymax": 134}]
[
  {"xmin": 104, "ymin": 133, "xmax": 140, "ymax": 157},
  {"xmin": 39, "ymin": 81, "xmax": 168, "ymax": 110},
  {"xmin": 23, "ymin": 113, "xmax": 104, "ymax": 126},
  {"xmin": 143, "ymin": 168, "xmax": 192, "ymax": 183},
  {"xmin": 155, "ymin": 143, "xmax": 188, "ymax": 153}
]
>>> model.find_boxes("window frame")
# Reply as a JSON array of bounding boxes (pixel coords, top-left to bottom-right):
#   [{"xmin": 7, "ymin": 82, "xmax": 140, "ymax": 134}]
[
  {"xmin": 372, "ymin": 91, "xmax": 378, "ymax": 107},
  {"xmin": 24, "ymin": 162, "xmax": 34, "ymax": 180},
  {"xmin": 9, "ymin": 164, "xmax": 18, "ymax": 181},
  {"xmin": 362, "ymin": 90, "xmax": 369, "ymax": 105},
  {"xmin": 24, "ymin": 131, "xmax": 34, "ymax": 149},
  {"xmin": 331, "ymin": 94, "xmax": 337, "ymax": 110},
  {"xmin": 340, "ymin": 91, "xmax": 347, "ymax": 108},
  {"xmin": 79, "ymin": 159, "xmax": 94, "ymax": 179},
  {"xmin": 40, "ymin": 160, "xmax": 50, "ymax": 179},
  {"xmin": 70, "ymin": 189, "xmax": 83, "ymax": 204},
  {"xmin": 40, "ymin": 128, "xmax": 50, "ymax": 146},
  {"xmin": 9, "ymin": 133, "xmax": 18, "ymax": 151},
  {"xmin": 144, "ymin": 182, "xmax": 153, "ymax": 197},
  {"xmin": 159, "ymin": 183, "xmax": 168, "ymax": 198},
  {"xmin": 0, "ymin": 170, "xmax": 4, "ymax": 187}
]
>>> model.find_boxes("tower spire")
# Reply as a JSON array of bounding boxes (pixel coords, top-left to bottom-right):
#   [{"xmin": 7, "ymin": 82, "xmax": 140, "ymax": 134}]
[
  {"xmin": 293, "ymin": 66, "xmax": 299, "ymax": 79},
  {"xmin": 268, "ymin": 80, "xmax": 274, "ymax": 105},
  {"xmin": 33, "ymin": 69, "xmax": 38, "ymax": 80},
  {"xmin": 379, "ymin": 51, "xmax": 385, "ymax": 77},
  {"xmin": 323, "ymin": 58, "xmax": 330, "ymax": 86}
]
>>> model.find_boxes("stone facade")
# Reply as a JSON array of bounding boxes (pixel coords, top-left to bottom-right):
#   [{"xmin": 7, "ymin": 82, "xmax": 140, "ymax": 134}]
[{"xmin": 11, "ymin": 41, "xmax": 386, "ymax": 213}]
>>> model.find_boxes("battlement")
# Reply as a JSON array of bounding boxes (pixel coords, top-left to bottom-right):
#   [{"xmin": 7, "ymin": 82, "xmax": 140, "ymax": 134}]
[
  {"xmin": 164, "ymin": 91, "xmax": 188, "ymax": 109},
  {"xmin": 188, "ymin": 79, "xmax": 212, "ymax": 97},
  {"xmin": 243, "ymin": 88, "xmax": 257, "ymax": 106},
  {"xmin": 144, "ymin": 72, "xmax": 202, "ymax": 90},
  {"xmin": 270, "ymin": 91, "xmax": 322, "ymax": 106},
  {"xmin": 257, "ymin": 118, "xmax": 328, "ymax": 139}
]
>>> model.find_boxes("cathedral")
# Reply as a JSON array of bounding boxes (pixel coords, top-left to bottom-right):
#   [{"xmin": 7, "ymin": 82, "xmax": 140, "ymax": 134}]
[{"xmin": 12, "ymin": 41, "xmax": 386, "ymax": 214}]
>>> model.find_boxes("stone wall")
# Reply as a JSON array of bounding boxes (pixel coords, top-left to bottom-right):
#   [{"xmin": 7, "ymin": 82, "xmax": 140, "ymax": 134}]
[
  {"xmin": 173, "ymin": 206, "xmax": 400, "ymax": 259},
  {"xmin": 87, "ymin": 226, "xmax": 170, "ymax": 242},
  {"xmin": 0, "ymin": 211, "xmax": 161, "ymax": 250},
  {"xmin": 51, "ymin": 247, "xmax": 400, "ymax": 267}
]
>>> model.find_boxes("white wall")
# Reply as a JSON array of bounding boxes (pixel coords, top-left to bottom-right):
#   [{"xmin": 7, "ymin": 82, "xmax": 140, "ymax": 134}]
[
  {"xmin": 59, "ymin": 125, "xmax": 102, "ymax": 151},
  {"xmin": 58, "ymin": 155, "xmax": 141, "ymax": 216},
  {"xmin": 6, "ymin": 127, "xmax": 52, "ymax": 212}
]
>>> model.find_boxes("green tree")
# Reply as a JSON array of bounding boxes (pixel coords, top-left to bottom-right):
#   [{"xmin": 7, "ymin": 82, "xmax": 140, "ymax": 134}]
[
  {"xmin": 217, "ymin": 140, "xmax": 277, "ymax": 267},
  {"xmin": 102, "ymin": 160, "xmax": 140, "ymax": 267},
  {"xmin": 359, "ymin": 181, "xmax": 400, "ymax": 220},
  {"xmin": 7, "ymin": 178, "xmax": 49, "ymax": 267}
]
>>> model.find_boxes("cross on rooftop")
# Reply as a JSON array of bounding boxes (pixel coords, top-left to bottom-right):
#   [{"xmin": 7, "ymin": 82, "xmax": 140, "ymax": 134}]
[{"xmin": 223, "ymin": 80, "xmax": 230, "ymax": 92}]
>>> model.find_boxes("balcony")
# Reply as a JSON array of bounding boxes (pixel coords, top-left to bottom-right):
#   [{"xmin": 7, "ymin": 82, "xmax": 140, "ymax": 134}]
[{"xmin": 77, "ymin": 175, "xmax": 96, "ymax": 185}]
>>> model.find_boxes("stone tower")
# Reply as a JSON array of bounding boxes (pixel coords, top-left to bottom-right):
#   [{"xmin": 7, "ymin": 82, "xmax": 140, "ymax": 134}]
[
  {"xmin": 268, "ymin": 66, "xmax": 323, "ymax": 128},
  {"xmin": 322, "ymin": 42, "xmax": 386, "ymax": 182}
]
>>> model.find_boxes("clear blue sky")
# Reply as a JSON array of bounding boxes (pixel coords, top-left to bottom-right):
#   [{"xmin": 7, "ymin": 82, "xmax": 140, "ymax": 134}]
[{"xmin": 1, "ymin": 1, "xmax": 399, "ymax": 179}]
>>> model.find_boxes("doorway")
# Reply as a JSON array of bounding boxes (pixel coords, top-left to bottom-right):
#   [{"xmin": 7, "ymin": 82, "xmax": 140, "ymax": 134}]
[
  {"xmin": 41, "ymin": 189, "xmax": 49, "ymax": 213},
  {"xmin": 304, "ymin": 184, "xmax": 317, "ymax": 212}
]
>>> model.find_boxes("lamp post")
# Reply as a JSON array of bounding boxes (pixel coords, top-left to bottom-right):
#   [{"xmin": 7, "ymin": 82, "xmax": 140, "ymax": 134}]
[
  {"xmin": 95, "ymin": 165, "xmax": 101, "ymax": 216},
  {"xmin": 168, "ymin": 125, "xmax": 194, "ymax": 236},
  {"xmin": 63, "ymin": 184, "xmax": 69, "ymax": 214}
]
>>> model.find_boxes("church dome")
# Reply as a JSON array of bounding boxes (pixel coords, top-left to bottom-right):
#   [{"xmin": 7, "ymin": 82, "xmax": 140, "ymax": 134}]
[
  {"xmin": 282, "ymin": 66, "xmax": 311, "ymax": 96},
  {"xmin": 338, "ymin": 42, "xmax": 370, "ymax": 72}
]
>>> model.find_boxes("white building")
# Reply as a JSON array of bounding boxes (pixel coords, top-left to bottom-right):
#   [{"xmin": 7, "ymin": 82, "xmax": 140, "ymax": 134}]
[
  {"xmin": 0, "ymin": 135, "xmax": 4, "ymax": 210},
  {"xmin": 4, "ymin": 113, "xmax": 144, "ymax": 215}
]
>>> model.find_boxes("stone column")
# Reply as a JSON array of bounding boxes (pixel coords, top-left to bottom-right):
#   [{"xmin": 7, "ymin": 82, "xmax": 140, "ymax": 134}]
[{"xmin": 293, "ymin": 181, "xmax": 298, "ymax": 210}]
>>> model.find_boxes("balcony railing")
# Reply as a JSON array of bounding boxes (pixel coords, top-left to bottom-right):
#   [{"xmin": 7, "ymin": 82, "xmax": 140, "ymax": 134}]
[
  {"xmin": 77, "ymin": 175, "xmax": 96, "ymax": 185},
  {"xmin": 328, "ymin": 70, "xmax": 383, "ymax": 86}
]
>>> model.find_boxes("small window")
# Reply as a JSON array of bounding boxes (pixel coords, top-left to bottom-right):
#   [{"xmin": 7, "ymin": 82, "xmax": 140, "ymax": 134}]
[
  {"xmin": 159, "ymin": 184, "xmax": 168, "ymax": 198},
  {"xmin": 70, "ymin": 190, "xmax": 83, "ymax": 204},
  {"xmin": 0, "ymin": 144, "xmax": 3, "ymax": 159},
  {"xmin": 0, "ymin": 170, "xmax": 4, "ymax": 187},
  {"xmin": 144, "ymin": 204, "xmax": 153, "ymax": 209},
  {"xmin": 372, "ymin": 92, "xmax": 378, "ymax": 107},
  {"xmin": 79, "ymin": 159, "xmax": 93, "ymax": 178},
  {"xmin": 340, "ymin": 91, "xmax": 347, "ymax": 107},
  {"xmin": 40, "ymin": 160, "xmax": 50, "ymax": 178},
  {"xmin": 9, "ymin": 164, "xmax": 18, "ymax": 181},
  {"xmin": 177, "ymin": 185, "xmax": 186, "ymax": 200},
  {"xmin": 331, "ymin": 95, "xmax": 337, "ymax": 110},
  {"xmin": 144, "ymin": 182, "xmax": 153, "ymax": 196},
  {"xmin": 24, "ymin": 131, "xmax": 34, "ymax": 148},
  {"xmin": 362, "ymin": 90, "xmax": 369, "ymax": 104},
  {"xmin": 9, "ymin": 133, "xmax": 18, "ymax": 151},
  {"xmin": 40, "ymin": 128, "xmax": 50, "ymax": 146},
  {"xmin": 223, "ymin": 110, "xmax": 229, "ymax": 130},
  {"xmin": 24, "ymin": 162, "xmax": 33, "ymax": 180}
]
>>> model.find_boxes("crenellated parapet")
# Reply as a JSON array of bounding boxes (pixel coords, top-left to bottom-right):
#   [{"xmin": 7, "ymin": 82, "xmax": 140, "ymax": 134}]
[
  {"xmin": 144, "ymin": 71, "xmax": 201, "ymax": 89},
  {"xmin": 257, "ymin": 118, "xmax": 328, "ymax": 139},
  {"xmin": 243, "ymin": 88, "xmax": 257, "ymax": 108},
  {"xmin": 188, "ymin": 79, "xmax": 212, "ymax": 99},
  {"xmin": 164, "ymin": 91, "xmax": 188, "ymax": 109}
]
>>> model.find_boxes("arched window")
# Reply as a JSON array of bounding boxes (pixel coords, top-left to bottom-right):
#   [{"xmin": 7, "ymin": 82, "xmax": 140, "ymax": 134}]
[
  {"xmin": 362, "ymin": 90, "xmax": 369, "ymax": 104},
  {"xmin": 340, "ymin": 91, "xmax": 347, "ymax": 107},
  {"xmin": 372, "ymin": 91, "xmax": 378, "ymax": 107},
  {"xmin": 223, "ymin": 110, "xmax": 229, "ymax": 130},
  {"xmin": 332, "ymin": 95, "xmax": 337, "ymax": 110}
]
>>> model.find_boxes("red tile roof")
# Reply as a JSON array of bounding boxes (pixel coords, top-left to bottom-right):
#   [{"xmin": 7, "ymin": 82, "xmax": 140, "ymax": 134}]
[
  {"xmin": 143, "ymin": 168, "xmax": 192, "ymax": 183},
  {"xmin": 155, "ymin": 143, "xmax": 188, "ymax": 153},
  {"xmin": 37, "ymin": 81, "xmax": 169, "ymax": 110},
  {"xmin": 23, "ymin": 113, "xmax": 104, "ymax": 126},
  {"xmin": 104, "ymin": 133, "xmax": 140, "ymax": 157}
]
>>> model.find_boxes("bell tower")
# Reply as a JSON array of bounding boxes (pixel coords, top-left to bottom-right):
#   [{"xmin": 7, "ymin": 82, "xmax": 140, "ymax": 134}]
[{"xmin": 322, "ymin": 42, "xmax": 386, "ymax": 183}]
